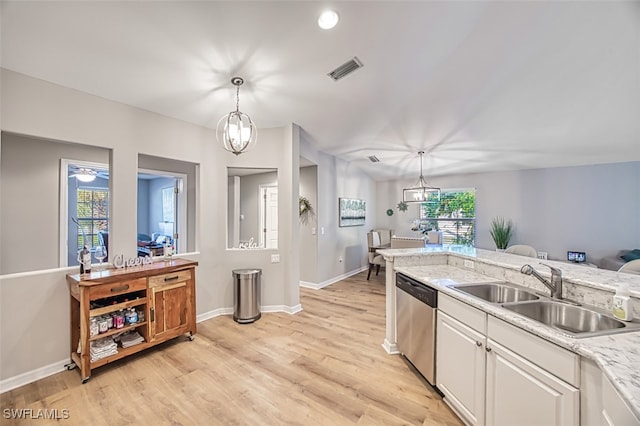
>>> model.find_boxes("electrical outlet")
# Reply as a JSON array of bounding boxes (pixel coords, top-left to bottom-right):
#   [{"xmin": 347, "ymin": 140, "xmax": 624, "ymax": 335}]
[
  {"xmin": 271, "ymin": 254, "xmax": 280, "ymax": 263},
  {"xmin": 464, "ymin": 260, "xmax": 474, "ymax": 269},
  {"xmin": 537, "ymin": 252, "xmax": 548, "ymax": 260}
]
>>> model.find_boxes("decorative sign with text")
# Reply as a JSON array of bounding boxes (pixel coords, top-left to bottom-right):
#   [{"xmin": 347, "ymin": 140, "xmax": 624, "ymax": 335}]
[
  {"xmin": 112, "ymin": 254, "xmax": 154, "ymax": 269},
  {"xmin": 238, "ymin": 237, "xmax": 259, "ymax": 249}
]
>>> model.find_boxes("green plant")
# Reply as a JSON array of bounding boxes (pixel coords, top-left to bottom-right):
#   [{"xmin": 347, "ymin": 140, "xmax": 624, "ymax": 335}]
[
  {"xmin": 299, "ymin": 196, "xmax": 315, "ymax": 225},
  {"xmin": 489, "ymin": 217, "xmax": 513, "ymax": 250}
]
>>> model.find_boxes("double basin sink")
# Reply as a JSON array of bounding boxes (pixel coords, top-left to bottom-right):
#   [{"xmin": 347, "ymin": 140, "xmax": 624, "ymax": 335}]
[{"xmin": 452, "ymin": 282, "xmax": 640, "ymax": 338}]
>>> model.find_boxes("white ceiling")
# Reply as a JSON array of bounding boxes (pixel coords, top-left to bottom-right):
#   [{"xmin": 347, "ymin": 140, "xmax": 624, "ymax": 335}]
[{"xmin": 2, "ymin": 1, "xmax": 639, "ymax": 181}]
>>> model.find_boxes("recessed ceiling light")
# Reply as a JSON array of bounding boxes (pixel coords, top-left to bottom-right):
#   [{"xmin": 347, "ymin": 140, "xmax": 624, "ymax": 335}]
[{"xmin": 318, "ymin": 10, "xmax": 339, "ymax": 30}]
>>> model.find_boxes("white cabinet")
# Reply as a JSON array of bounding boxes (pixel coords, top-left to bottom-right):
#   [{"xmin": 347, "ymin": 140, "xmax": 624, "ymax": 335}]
[
  {"xmin": 436, "ymin": 310, "xmax": 486, "ymax": 426},
  {"xmin": 581, "ymin": 357, "xmax": 640, "ymax": 426},
  {"xmin": 436, "ymin": 293, "xmax": 579, "ymax": 426},
  {"xmin": 602, "ymin": 374, "xmax": 640, "ymax": 426},
  {"xmin": 486, "ymin": 339, "xmax": 578, "ymax": 426}
]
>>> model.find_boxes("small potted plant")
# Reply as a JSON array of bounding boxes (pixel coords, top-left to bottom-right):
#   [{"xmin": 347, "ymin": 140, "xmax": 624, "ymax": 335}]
[
  {"xmin": 489, "ymin": 216, "xmax": 513, "ymax": 251},
  {"xmin": 299, "ymin": 196, "xmax": 315, "ymax": 225}
]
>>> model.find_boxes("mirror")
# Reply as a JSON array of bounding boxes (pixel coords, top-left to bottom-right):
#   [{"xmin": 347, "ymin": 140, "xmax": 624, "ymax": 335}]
[{"xmin": 228, "ymin": 167, "xmax": 278, "ymax": 249}]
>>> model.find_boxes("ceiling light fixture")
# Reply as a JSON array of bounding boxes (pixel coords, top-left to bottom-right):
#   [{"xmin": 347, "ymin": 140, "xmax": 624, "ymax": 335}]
[
  {"xmin": 72, "ymin": 168, "xmax": 97, "ymax": 183},
  {"xmin": 318, "ymin": 10, "xmax": 339, "ymax": 30},
  {"xmin": 217, "ymin": 77, "xmax": 257, "ymax": 156},
  {"xmin": 403, "ymin": 151, "xmax": 441, "ymax": 204}
]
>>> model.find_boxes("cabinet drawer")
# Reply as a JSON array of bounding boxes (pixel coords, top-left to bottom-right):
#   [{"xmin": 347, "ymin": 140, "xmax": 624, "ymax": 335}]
[
  {"xmin": 488, "ymin": 315, "xmax": 579, "ymax": 387},
  {"xmin": 149, "ymin": 270, "xmax": 191, "ymax": 288},
  {"xmin": 439, "ymin": 293, "xmax": 486, "ymax": 334},
  {"xmin": 89, "ymin": 278, "xmax": 147, "ymax": 299}
]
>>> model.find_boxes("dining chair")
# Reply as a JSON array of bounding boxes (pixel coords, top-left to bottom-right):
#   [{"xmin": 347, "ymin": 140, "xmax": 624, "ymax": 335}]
[
  {"xmin": 367, "ymin": 231, "xmax": 386, "ymax": 280},
  {"xmin": 425, "ymin": 230, "xmax": 443, "ymax": 245},
  {"xmin": 391, "ymin": 236, "xmax": 426, "ymax": 249},
  {"xmin": 618, "ymin": 259, "xmax": 640, "ymax": 275}
]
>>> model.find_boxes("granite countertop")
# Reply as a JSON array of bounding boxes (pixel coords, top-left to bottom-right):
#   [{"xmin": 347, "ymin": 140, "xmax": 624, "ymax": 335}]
[
  {"xmin": 393, "ymin": 261, "xmax": 640, "ymax": 419},
  {"xmin": 378, "ymin": 246, "xmax": 640, "ymax": 296}
]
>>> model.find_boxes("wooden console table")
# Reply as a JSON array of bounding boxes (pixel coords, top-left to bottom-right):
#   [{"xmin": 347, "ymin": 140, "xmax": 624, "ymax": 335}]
[{"xmin": 66, "ymin": 258, "xmax": 198, "ymax": 383}]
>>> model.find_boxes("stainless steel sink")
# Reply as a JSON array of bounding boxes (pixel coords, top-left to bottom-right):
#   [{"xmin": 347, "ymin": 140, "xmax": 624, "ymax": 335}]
[
  {"xmin": 502, "ymin": 300, "xmax": 640, "ymax": 338},
  {"xmin": 453, "ymin": 282, "xmax": 540, "ymax": 304}
]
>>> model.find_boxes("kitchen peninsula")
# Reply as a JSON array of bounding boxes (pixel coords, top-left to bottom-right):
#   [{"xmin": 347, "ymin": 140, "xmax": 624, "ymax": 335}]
[{"xmin": 378, "ymin": 246, "xmax": 640, "ymax": 425}]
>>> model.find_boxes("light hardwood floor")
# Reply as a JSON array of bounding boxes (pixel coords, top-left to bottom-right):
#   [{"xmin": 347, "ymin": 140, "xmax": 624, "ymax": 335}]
[{"xmin": 1, "ymin": 272, "xmax": 462, "ymax": 425}]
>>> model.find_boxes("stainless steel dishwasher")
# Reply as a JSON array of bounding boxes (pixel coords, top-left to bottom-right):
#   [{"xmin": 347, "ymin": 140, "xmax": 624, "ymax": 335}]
[{"xmin": 396, "ymin": 272, "xmax": 437, "ymax": 385}]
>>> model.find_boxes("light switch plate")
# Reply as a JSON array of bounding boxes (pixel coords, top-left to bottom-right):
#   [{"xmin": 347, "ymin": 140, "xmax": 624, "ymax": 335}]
[{"xmin": 271, "ymin": 254, "xmax": 280, "ymax": 263}]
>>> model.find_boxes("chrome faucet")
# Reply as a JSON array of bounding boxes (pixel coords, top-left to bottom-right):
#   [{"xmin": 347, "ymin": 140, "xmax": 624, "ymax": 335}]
[{"xmin": 520, "ymin": 263, "xmax": 563, "ymax": 299}]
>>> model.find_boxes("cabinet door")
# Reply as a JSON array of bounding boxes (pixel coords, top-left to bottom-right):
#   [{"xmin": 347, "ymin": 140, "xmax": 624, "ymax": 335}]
[
  {"xmin": 486, "ymin": 339, "xmax": 578, "ymax": 426},
  {"xmin": 601, "ymin": 373, "xmax": 640, "ymax": 426},
  {"xmin": 436, "ymin": 310, "xmax": 486, "ymax": 426},
  {"xmin": 150, "ymin": 281, "xmax": 188, "ymax": 341}
]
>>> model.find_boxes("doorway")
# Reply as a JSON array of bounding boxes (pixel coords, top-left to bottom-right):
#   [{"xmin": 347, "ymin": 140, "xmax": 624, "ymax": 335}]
[{"xmin": 259, "ymin": 185, "xmax": 278, "ymax": 249}]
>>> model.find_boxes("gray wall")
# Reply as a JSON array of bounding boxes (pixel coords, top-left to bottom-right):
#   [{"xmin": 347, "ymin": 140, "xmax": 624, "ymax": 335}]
[
  {"xmin": 299, "ymin": 133, "xmax": 377, "ymax": 284},
  {"xmin": 0, "ymin": 69, "xmax": 300, "ymax": 384},
  {"xmin": 377, "ymin": 161, "xmax": 640, "ymax": 265},
  {"xmin": 299, "ymin": 165, "xmax": 318, "ymax": 283},
  {"xmin": 0, "ymin": 133, "xmax": 110, "ymax": 274}
]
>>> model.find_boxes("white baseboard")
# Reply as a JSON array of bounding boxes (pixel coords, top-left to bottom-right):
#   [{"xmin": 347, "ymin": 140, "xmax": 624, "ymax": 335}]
[
  {"xmin": 196, "ymin": 307, "xmax": 234, "ymax": 323},
  {"xmin": 299, "ymin": 280, "xmax": 317, "ymax": 289},
  {"xmin": 197, "ymin": 304, "xmax": 303, "ymax": 322},
  {"xmin": 382, "ymin": 339, "xmax": 400, "ymax": 355},
  {"xmin": 0, "ymin": 358, "xmax": 69, "ymax": 394},
  {"xmin": 261, "ymin": 304, "xmax": 303, "ymax": 314},
  {"xmin": 300, "ymin": 266, "xmax": 367, "ymax": 290}
]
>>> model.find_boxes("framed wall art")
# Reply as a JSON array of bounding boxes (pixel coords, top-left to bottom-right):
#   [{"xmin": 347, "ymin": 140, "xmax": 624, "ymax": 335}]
[{"xmin": 339, "ymin": 197, "xmax": 366, "ymax": 227}]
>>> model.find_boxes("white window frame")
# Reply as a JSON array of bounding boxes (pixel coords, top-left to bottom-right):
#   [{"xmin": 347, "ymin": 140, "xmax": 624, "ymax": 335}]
[{"xmin": 59, "ymin": 159, "xmax": 109, "ymax": 267}]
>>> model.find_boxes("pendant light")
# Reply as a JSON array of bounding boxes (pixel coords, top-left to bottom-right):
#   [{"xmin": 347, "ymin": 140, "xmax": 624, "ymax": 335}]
[
  {"xmin": 402, "ymin": 151, "xmax": 441, "ymax": 203},
  {"xmin": 217, "ymin": 77, "xmax": 257, "ymax": 155}
]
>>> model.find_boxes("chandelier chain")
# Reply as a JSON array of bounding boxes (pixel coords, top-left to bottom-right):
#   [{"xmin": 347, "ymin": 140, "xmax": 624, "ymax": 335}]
[{"xmin": 235, "ymin": 84, "xmax": 240, "ymax": 113}]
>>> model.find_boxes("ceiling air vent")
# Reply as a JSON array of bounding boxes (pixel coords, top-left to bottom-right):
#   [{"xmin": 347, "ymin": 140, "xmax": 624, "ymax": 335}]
[
  {"xmin": 368, "ymin": 155, "xmax": 380, "ymax": 163},
  {"xmin": 328, "ymin": 57, "xmax": 363, "ymax": 81}
]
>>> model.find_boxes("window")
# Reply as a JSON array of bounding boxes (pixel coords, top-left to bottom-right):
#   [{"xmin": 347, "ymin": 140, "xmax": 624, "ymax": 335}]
[
  {"xmin": 418, "ymin": 188, "xmax": 476, "ymax": 246},
  {"xmin": 61, "ymin": 159, "xmax": 110, "ymax": 267},
  {"xmin": 76, "ymin": 187, "xmax": 109, "ymax": 249}
]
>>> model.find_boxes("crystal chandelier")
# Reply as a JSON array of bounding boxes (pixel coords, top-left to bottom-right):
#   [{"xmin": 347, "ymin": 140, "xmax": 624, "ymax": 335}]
[
  {"xmin": 217, "ymin": 77, "xmax": 257, "ymax": 155},
  {"xmin": 402, "ymin": 151, "xmax": 441, "ymax": 203}
]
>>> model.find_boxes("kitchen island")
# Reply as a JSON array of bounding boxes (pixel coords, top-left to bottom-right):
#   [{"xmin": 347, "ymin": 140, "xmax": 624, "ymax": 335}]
[{"xmin": 377, "ymin": 246, "xmax": 640, "ymax": 424}]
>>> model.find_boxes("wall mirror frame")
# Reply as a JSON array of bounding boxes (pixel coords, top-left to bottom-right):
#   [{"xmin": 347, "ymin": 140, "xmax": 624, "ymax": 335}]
[{"xmin": 227, "ymin": 167, "xmax": 278, "ymax": 250}]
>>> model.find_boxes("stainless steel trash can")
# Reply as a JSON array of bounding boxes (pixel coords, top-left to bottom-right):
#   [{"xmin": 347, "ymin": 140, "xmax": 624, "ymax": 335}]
[{"xmin": 232, "ymin": 269, "xmax": 261, "ymax": 323}]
